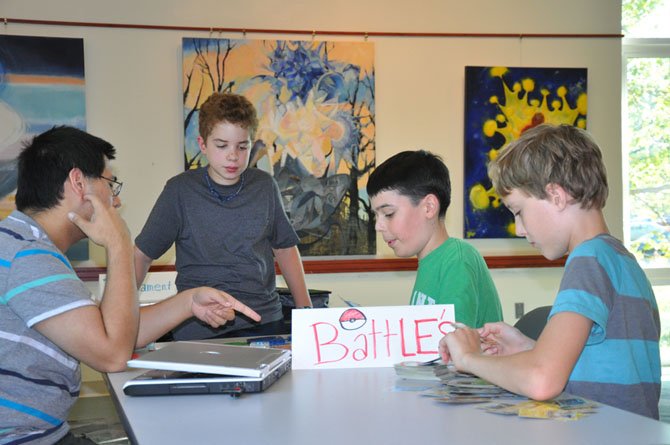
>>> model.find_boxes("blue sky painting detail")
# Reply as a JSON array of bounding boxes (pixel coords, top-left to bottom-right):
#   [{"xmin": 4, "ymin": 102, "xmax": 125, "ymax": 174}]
[
  {"xmin": 0, "ymin": 35, "xmax": 87, "ymax": 259},
  {"xmin": 0, "ymin": 34, "xmax": 86, "ymax": 217}
]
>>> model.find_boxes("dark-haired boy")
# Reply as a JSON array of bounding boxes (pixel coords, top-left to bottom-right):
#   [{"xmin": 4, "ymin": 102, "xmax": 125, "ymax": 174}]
[
  {"xmin": 367, "ymin": 149, "xmax": 503, "ymax": 328},
  {"xmin": 0, "ymin": 126, "xmax": 259, "ymax": 444}
]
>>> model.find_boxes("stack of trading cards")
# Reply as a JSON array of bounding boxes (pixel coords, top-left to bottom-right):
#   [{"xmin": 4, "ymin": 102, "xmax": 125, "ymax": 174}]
[
  {"xmin": 393, "ymin": 360, "xmax": 452, "ymax": 381},
  {"xmin": 422, "ymin": 376, "xmax": 521, "ymax": 404}
]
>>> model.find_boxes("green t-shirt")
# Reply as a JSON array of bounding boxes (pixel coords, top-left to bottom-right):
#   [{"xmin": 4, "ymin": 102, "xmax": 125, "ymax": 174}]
[{"xmin": 410, "ymin": 238, "xmax": 503, "ymax": 328}]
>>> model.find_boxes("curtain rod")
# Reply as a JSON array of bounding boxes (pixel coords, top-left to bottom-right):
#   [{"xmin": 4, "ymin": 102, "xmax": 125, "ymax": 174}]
[{"xmin": 3, "ymin": 17, "xmax": 623, "ymax": 39}]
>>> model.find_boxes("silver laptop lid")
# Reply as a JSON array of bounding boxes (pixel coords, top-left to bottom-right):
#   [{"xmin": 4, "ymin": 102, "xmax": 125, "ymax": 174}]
[{"xmin": 127, "ymin": 341, "xmax": 291, "ymax": 378}]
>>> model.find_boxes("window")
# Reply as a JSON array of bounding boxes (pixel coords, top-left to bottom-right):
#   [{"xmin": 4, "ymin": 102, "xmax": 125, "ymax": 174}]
[
  {"xmin": 622, "ymin": 0, "xmax": 670, "ymax": 269},
  {"xmin": 622, "ymin": 0, "xmax": 670, "ymax": 364}
]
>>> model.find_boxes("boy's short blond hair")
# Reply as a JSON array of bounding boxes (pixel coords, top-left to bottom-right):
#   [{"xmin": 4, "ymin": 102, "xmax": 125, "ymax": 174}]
[
  {"xmin": 198, "ymin": 93, "xmax": 259, "ymax": 141},
  {"xmin": 488, "ymin": 124, "xmax": 608, "ymax": 209}
]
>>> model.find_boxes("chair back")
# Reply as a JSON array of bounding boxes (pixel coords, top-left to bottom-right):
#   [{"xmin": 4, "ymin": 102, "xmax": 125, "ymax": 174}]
[{"xmin": 513, "ymin": 305, "xmax": 552, "ymax": 340}]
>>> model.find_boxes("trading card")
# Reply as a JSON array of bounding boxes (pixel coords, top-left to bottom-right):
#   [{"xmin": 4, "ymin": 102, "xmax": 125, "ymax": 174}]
[{"xmin": 435, "ymin": 396, "xmax": 492, "ymax": 404}]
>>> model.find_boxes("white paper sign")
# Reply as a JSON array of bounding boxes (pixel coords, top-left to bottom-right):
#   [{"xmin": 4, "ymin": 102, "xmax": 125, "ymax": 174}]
[
  {"xmin": 98, "ymin": 271, "xmax": 177, "ymax": 304},
  {"xmin": 291, "ymin": 304, "xmax": 455, "ymax": 369}
]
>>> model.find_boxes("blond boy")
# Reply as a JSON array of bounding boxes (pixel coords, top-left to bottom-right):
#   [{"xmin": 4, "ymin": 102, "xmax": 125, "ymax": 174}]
[{"xmin": 439, "ymin": 124, "xmax": 660, "ymax": 419}]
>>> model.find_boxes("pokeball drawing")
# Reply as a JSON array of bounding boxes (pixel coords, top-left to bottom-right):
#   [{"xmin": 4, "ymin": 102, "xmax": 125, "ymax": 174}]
[{"xmin": 339, "ymin": 308, "xmax": 367, "ymax": 330}]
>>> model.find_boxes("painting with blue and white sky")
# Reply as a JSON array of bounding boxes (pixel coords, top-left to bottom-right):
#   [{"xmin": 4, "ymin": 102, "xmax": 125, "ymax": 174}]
[{"xmin": 0, "ymin": 34, "xmax": 86, "ymax": 219}]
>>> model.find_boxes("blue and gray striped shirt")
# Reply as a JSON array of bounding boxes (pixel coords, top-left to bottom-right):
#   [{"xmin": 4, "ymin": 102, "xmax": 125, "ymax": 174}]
[
  {"xmin": 0, "ymin": 211, "xmax": 94, "ymax": 444},
  {"xmin": 551, "ymin": 234, "xmax": 661, "ymax": 419}
]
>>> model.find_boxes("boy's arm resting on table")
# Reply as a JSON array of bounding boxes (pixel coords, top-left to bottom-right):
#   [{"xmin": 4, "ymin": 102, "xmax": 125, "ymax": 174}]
[
  {"xmin": 136, "ymin": 287, "xmax": 261, "ymax": 348},
  {"xmin": 134, "ymin": 246, "xmax": 153, "ymax": 288},
  {"xmin": 274, "ymin": 246, "xmax": 312, "ymax": 308},
  {"xmin": 35, "ymin": 195, "xmax": 140, "ymax": 373},
  {"xmin": 439, "ymin": 312, "xmax": 592, "ymax": 401}
]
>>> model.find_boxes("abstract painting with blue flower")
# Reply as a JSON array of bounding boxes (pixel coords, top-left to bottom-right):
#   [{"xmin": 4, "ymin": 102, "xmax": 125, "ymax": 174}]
[{"xmin": 183, "ymin": 38, "xmax": 376, "ymax": 256}]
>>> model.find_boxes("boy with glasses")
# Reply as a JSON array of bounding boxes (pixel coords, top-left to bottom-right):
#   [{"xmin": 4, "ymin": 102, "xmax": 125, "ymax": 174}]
[{"xmin": 0, "ymin": 126, "xmax": 259, "ymax": 444}]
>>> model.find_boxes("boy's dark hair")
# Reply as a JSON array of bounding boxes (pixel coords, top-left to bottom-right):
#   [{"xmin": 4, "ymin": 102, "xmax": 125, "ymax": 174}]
[
  {"xmin": 198, "ymin": 93, "xmax": 259, "ymax": 141},
  {"xmin": 488, "ymin": 124, "xmax": 608, "ymax": 209},
  {"xmin": 367, "ymin": 150, "xmax": 451, "ymax": 218},
  {"xmin": 16, "ymin": 125, "xmax": 116, "ymax": 212}
]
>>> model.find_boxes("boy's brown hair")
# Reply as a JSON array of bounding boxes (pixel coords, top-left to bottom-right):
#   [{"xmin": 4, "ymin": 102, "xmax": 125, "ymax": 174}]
[
  {"xmin": 198, "ymin": 93, "xmax": 259, "ymax": 141},
  {"xmin": 488, "ymin": 124, "xmax": 609, "ymax": 210}
]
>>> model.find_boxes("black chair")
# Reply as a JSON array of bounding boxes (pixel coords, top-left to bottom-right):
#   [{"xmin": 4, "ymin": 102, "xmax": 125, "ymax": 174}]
[{"xmin": 513, "ymin": 305, "xmax": 552, "ymax": 340}]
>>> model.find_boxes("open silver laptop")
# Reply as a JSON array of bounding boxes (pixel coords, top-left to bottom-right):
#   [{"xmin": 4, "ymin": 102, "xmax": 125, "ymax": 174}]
[{"xmin": 123, "ymin": 340, "xmax": 291, "ymax": 396}]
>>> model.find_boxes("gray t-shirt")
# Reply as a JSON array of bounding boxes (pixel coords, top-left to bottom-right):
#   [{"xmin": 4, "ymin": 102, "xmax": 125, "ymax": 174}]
[
  {"xmin": 136, "ymin": 167, "xmax": 299, "ymax": 339},
  {"xmin": 0, "ymin": 211, "xmax": 95, "ymax": 444}
]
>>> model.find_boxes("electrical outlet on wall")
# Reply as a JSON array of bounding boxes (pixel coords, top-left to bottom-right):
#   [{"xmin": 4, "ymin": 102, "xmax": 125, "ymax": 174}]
[{"xmin": 515, "ymin": 302, "xmax": 525, "ymax": 319}]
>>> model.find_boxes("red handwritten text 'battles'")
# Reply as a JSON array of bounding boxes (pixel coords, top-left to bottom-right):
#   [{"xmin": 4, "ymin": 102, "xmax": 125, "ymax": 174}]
[{"xmin": 310, "ymin": 314, "xmax": 454, "ymax": 365}]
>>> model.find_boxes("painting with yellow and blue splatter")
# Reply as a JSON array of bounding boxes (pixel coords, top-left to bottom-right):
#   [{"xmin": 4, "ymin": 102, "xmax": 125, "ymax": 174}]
[{"xmin": 464, "ymin": 66, "xmax": 587, "ymax": 239}]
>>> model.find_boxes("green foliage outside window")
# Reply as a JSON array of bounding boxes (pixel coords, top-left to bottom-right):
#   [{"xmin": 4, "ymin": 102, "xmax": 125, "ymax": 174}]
[
  {"xmin": 622, "ymin": 0, "xmax": 662, "ymax": 35},
  {"xmin": 623, "ymin": 0, "xmax": 670, "ymax": 267}
]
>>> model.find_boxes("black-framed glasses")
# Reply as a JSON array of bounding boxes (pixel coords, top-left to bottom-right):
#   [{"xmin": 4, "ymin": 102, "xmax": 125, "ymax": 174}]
[{"xmin": 99, "ymin": 175, "xmax": 123, "ymax": 197}]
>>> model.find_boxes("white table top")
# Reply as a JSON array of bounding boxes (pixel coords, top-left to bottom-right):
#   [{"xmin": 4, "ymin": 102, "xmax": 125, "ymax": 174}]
[{"xmin": 105, "ymin": 365, "xmax": 670, "ymax": 445}]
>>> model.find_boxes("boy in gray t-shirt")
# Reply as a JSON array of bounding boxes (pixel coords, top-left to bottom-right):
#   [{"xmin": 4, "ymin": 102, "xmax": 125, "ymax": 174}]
[{"xmin": 135, "ymin": 93, "xmax": 313, "ymax": 340}]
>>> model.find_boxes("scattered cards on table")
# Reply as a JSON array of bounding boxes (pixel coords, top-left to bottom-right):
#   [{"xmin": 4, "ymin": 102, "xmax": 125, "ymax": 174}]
[
  {"xmin": 394, "ymin": 360, "xmax": 598, "ymax": 420},
  {"xmin": 482, "ymin": 397, "xmax": 599, "ymax": 420}
]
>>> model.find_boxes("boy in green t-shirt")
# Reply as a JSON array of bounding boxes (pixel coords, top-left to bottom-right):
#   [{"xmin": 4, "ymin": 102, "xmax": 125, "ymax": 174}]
[{"xmin": 366, "ymin": 150, "xmax": 502, "ymax": 327}]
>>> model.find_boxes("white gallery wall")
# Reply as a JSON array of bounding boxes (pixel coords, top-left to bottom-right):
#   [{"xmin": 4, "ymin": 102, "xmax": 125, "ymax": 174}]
[{"xmin": 2, "ymin": 0, "xmax": 621, "ymax": 322}]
